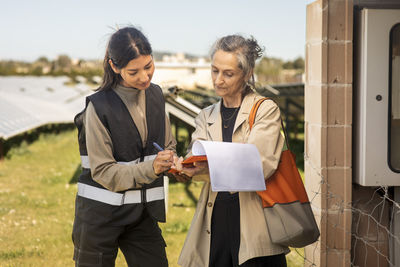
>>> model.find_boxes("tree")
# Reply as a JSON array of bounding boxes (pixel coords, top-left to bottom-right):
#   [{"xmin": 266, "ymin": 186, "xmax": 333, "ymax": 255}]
[
  {"xmin": 293, "ymin": 57, "xmax": 304, "ymax": 70},
  {"xmin": 0, "ymin": 61, "xmax": 18, "ymax": 75},
  {"xmin": 36, "ymin": 56, "xmax": 49, "ymax": 64},
  {"xmin": 31, "ymin": 66, "xmax": 43, "ymax": 76},
  {"xmin": 282, "ymin": 61, "xmax": 294, "ymax": 69},
  {"xmin": 255, "ymin": 57, "xmax": 283, "ymax": 84},
  {"xmin": 55, "ymin": 54, "xmax": 72, "ymax": 70}
]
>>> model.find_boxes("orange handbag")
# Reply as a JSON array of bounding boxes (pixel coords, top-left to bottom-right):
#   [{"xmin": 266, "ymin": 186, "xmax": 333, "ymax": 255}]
[{"xmin": 249, "ymin": 97, "xmax": 320, "ymax": 248}]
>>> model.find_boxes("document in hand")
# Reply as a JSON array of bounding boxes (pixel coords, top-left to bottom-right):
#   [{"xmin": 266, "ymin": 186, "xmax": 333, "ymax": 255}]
[{"xmin": 192, "ymin": 140, "xmax": 266, "ymax": 192}]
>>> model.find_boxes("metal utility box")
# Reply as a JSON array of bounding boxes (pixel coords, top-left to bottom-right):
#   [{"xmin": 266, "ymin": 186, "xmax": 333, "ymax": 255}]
[{"xmin": 354, "ymin": 8, "xmax": 400, "ymax": 186}]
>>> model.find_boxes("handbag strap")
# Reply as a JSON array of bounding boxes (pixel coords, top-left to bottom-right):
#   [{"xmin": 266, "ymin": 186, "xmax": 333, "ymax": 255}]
[{"xmin": 248, "ymin": 97, "xmax": 290, "ymax": 150}]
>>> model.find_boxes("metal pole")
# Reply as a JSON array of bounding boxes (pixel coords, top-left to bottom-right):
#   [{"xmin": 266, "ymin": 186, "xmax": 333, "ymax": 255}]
[
  {"xmin": 285, "ymin": 98, "xmax": 290, "ymax": 141},
  {"xmin": 164, "ymin": 176, "xmax": 169, "ymax": 214},
  {"xmin": 0, "ymin": 139, "xmax": 3, "ymax": 161}
]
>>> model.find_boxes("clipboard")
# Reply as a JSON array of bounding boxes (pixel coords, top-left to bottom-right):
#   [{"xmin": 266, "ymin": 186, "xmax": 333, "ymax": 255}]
[{"xmin": 168, "ymin": 155, "xmax": 207, "ymax": 173}]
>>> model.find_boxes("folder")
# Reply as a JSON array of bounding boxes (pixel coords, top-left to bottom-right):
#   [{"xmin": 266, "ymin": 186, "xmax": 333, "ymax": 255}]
[{"xmin": 168, "ymin": 155, "xmax": 207, "ymax": 173}]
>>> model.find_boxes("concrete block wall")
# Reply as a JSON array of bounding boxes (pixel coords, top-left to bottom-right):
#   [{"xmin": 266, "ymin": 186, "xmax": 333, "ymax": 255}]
[{"xmin": 305, "ymin": 0, "xmax": 353, "ymax": 266}]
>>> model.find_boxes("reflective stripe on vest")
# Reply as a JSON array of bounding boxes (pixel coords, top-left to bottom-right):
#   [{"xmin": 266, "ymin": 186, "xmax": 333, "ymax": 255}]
[
  {"xmin": 80, "ymin": 154, "xmax": 157, "ymax": 169},
  {"xmin": 77, "ymin": 182, "xmax": 164, "ymax": 206}
]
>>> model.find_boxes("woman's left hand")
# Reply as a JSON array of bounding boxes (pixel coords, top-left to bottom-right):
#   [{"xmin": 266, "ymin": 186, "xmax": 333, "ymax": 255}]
[
  {"xmin": 172, "ymin": 161, "xmax": 209, "ymax": 183},
  {"xmin": 171, "ymin": 156, "xmax": 190, "ymax": 182}
]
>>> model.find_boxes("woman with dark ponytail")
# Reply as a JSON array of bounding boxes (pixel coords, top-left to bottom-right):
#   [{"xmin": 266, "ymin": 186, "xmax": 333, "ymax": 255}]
[
  {"xmin": 72, "ymin": 26, "xmax": 175, "ymax": 267},
  {"xmin": 174, "ymin": 35, "xmax": 289, "ymax": 266}
]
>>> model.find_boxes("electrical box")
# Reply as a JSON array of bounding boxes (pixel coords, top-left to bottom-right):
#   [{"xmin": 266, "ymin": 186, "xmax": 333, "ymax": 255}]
[{"xmin": 354, "ymin": 9, "xmax": 400, "ymax": 186}]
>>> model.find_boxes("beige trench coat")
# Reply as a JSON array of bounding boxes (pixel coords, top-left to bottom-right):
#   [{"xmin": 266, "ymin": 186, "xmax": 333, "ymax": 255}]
[{"xmin": 178, "ymin": 92, "xmax": 290, "ymax": 267}]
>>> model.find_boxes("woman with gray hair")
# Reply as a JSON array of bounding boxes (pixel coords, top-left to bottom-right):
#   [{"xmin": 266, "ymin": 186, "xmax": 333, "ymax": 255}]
[{"xmin": 174, "ymin": 35, "xmax": 289, "ymax": 266}]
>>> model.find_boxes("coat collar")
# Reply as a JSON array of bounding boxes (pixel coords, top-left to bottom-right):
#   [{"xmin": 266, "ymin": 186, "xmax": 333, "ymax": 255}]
[
  {"xmin": 205, "ymin": 92, "xmax": 258, "ymax": 141},
  {"xmin": 233, "ymin": 92, "xmax": 258, "ymax": 133},
  {"xmin": 206, "ymin": 101, "xmax": 222, "ymax": 141}
]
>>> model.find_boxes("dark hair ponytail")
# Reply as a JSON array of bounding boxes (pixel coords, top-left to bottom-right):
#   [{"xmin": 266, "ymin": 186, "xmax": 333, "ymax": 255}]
[{"xmin": 98, "ymin": 27, "xmax": 152, "ymax": 91}]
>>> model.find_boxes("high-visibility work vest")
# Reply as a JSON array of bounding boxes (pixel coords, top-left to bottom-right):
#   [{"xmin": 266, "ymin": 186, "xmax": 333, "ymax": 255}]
[{"xmin": 74, "ymin": 84, "xmax": 166, "ymax": 225}]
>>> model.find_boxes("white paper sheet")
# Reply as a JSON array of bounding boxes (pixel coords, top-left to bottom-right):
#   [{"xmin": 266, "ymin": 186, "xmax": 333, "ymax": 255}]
[{"xmin": 192, "ymin": 140, "xmax": 266, "ymax": 192}]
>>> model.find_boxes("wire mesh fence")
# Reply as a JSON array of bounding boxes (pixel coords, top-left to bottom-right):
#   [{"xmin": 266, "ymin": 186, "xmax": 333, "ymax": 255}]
[{"xmin": 297, "ymin": 155, "xmax": 400, "ymax": 267}]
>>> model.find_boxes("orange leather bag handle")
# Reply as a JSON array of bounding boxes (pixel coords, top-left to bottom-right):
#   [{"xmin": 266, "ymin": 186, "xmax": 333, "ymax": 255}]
[
  {"xmin": 248, "ymin": 97, "xmax": 289, "ymax": 149},
  {"xmin": 250, "ymin": 97, "xmax": 310, "ymax": 207}
]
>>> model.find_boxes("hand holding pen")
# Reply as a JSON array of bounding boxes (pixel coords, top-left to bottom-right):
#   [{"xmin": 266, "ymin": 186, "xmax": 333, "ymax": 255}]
[
  {"xmin": 156, "ymin": 142, "xmax": 194, "ymax": 183},
  {"xmin": 152, "ymin": 142, "xmax": 174, "ymax": 175}
]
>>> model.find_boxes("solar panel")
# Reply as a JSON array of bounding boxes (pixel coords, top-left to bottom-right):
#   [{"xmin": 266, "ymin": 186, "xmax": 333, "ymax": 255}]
[
  {"xmin": 0, "ymin": 96, "xmax": 43, "ymax": 139},
  {"xmin": 0, "ymin": 76, "xmax": 94, "ymax": 139}
]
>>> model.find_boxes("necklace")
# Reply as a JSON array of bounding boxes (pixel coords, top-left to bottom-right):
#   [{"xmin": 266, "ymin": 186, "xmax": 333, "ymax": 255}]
[{"xmin": 221, "ymin": 106, "xmax": 239, "ymax": 129}]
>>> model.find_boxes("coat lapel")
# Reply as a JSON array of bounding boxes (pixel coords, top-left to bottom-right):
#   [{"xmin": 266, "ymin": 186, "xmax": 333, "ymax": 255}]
[
  {"xmin": 233, "ymin": 93, "xmax": 257, "ymax": 135},
  {"xmin": 206, "ymin": 101, "xmax": 223, "ymax": 141}
]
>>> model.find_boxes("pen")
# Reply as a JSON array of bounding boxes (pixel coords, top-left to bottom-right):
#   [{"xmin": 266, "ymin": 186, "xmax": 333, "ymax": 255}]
[{"xmin": 153, "ymin": 142, "xmax": 164, "ymax": 152}]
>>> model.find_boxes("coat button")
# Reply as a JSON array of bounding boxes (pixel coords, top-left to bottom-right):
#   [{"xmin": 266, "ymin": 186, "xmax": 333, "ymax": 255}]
[
  {"xmin": 207, "ymin": 202, "xmax": 212, "ymax": 207},
  {"xmin": 206, "ymin": 230, "xmax": 211, "ymax": 234}
]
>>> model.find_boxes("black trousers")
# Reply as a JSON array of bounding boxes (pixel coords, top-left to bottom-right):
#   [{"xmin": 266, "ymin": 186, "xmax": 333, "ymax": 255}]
[
  {"xmin": 72, "ymin": 208, "xmax": 168, "ymax": 267},
  {"xmin": 209, "ymin": 192, "xmax": 287, "ymax": 267}
]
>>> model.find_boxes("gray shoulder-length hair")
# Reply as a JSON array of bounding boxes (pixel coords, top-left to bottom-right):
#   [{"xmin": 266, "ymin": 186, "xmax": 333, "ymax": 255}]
[{"xmin": 210, "ymin": 34, "xmax": 263, "ymax": 95}]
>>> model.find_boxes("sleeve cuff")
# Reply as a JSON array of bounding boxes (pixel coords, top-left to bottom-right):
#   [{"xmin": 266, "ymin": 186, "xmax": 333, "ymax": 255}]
[{"xmin": 144, "ymin": 159, "xmax": 160, "ymax": 179}]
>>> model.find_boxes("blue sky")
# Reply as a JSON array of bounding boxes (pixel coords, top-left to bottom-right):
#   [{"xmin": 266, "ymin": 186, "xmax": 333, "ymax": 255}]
[{"xmin": 1, "ymin": 0, "xmax": 315, "ymax": 62}]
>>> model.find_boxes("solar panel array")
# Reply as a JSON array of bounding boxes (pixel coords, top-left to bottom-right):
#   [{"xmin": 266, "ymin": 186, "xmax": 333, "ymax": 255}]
[
  {"xmin": 0, "ymin": 76, "xmax": 94, "ymax": 140},
  {"xmin": 0, "ymin": 76, "xmax": 304, "ymax": 141}
]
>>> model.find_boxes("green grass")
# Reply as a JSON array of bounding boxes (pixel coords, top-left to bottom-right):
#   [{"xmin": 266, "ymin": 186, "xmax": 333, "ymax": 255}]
[{"xmin": 0, "ymin": 129, "xmax": 303, "ymax": 266}]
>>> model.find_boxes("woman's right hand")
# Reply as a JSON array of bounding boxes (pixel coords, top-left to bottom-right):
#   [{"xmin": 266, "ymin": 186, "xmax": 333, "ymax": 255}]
[{"xmin": 153, "ymin": 150, "xmax": 174, "ymax": 175}]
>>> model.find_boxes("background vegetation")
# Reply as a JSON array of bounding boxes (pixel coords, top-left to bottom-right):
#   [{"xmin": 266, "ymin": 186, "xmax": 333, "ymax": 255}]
[{"xmin": 0, "ymin": 53, "xmax": 304, "ymax": 86}]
